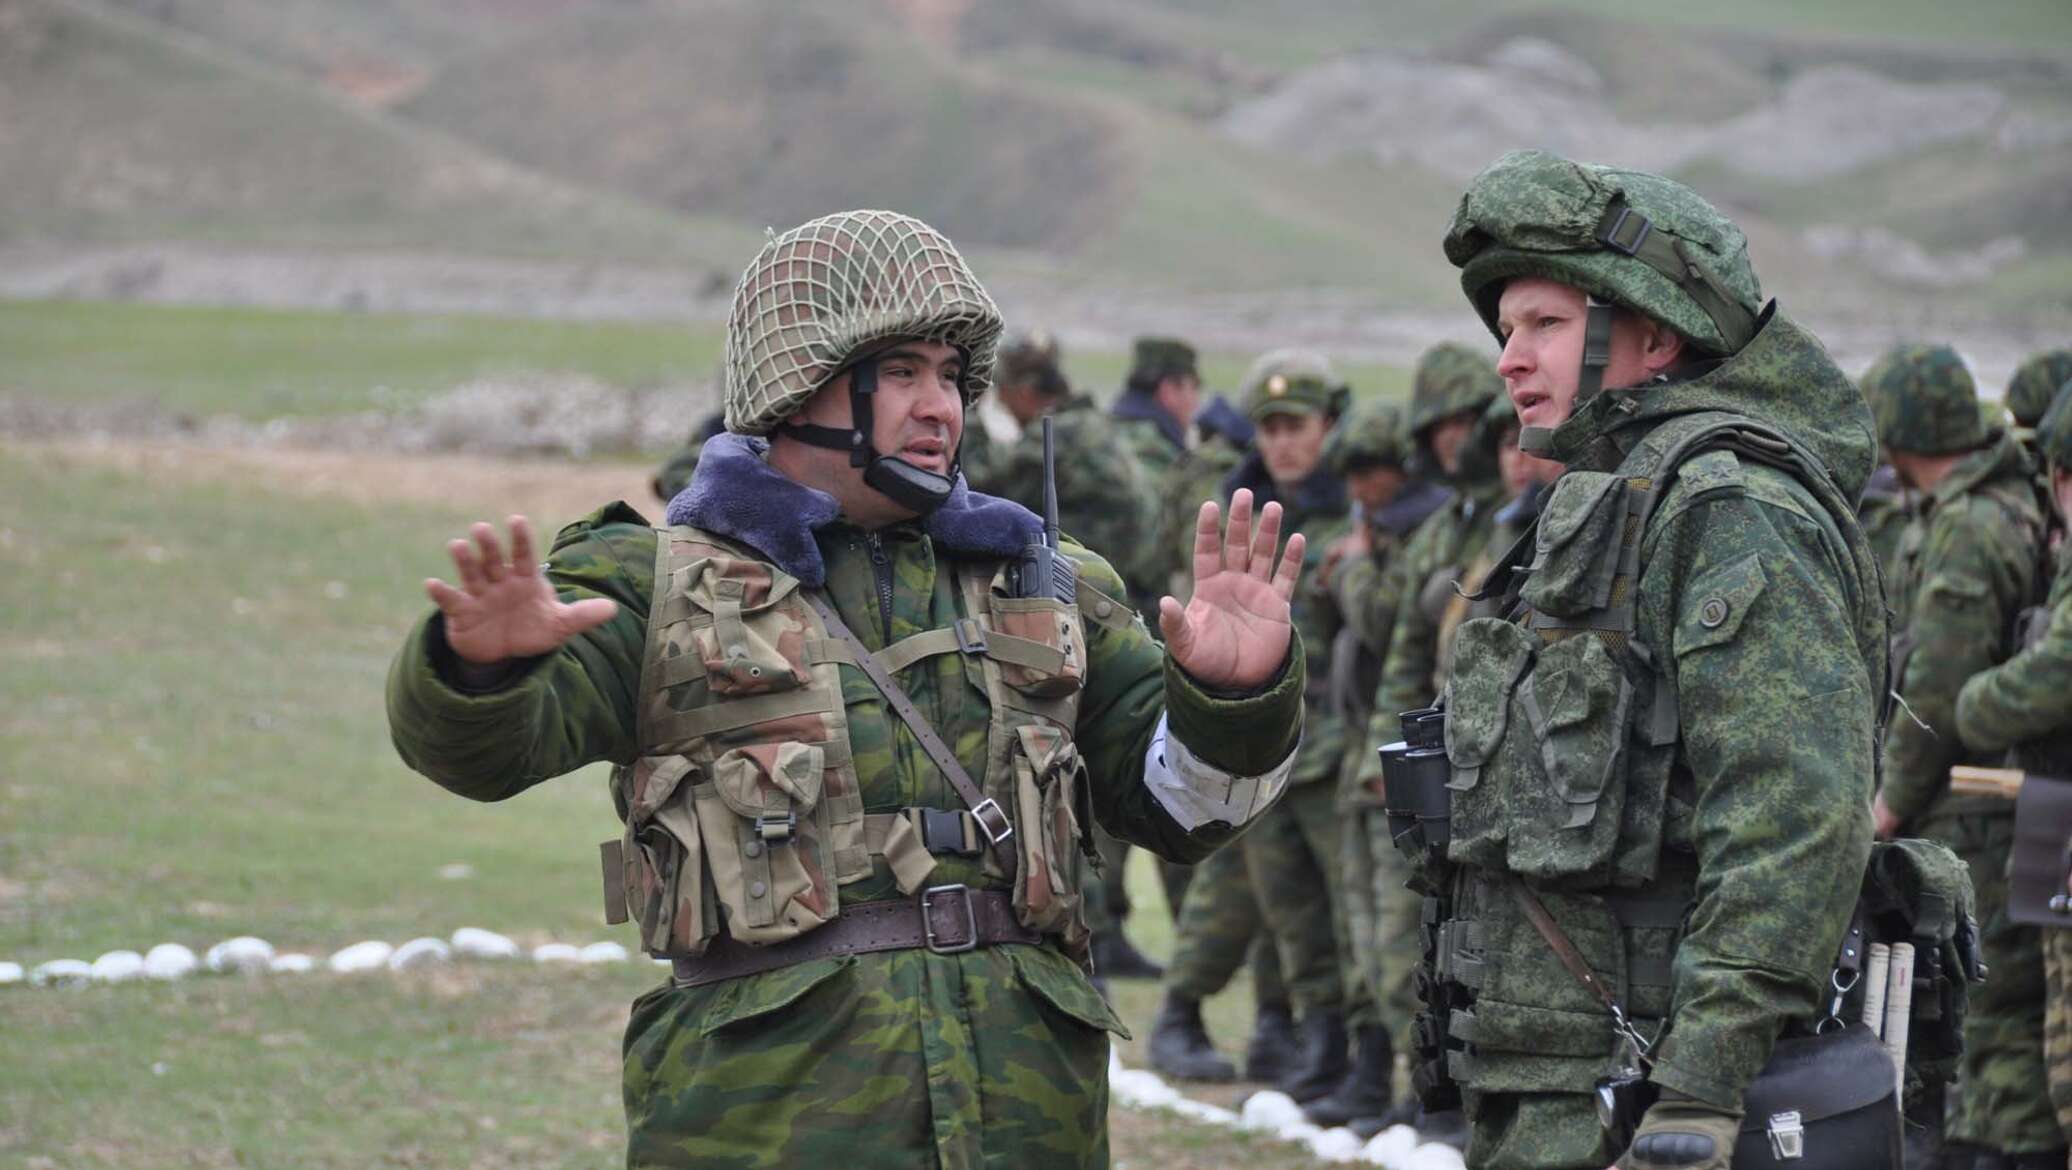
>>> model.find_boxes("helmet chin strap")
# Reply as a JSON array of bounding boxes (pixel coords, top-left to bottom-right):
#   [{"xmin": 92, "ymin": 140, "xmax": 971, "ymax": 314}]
[
  {"xmin": 784, "ymin": 357, "xmax": 958, "ymax": 516},
  {"xmin": 1519, "ymin": 295, "xmax": 1617, "ymax": 459}
]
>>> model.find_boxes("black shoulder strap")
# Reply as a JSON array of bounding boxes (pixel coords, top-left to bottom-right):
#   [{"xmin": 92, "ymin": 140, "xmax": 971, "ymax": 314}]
[{"xmin": 802, "ymin": 590, "xmax": 1018, "ymax": 880}]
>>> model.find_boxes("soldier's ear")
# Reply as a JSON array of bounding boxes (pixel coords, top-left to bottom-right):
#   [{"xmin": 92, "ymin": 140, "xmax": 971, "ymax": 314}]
[{"xmin": 1640, "ymin": 320, "xmax": 1686, "ymax": 375}]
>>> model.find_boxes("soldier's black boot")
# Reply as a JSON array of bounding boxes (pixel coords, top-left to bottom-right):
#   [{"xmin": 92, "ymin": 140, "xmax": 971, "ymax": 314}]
[
  {"xmin": 2010, "ymin": 1150, "xmax": 2070, "ymax": 1170},
  {"xmin": 1148, "ymin": 994, "xmax": 1236, "ymax": 1082},
  {"xmin": 1302, "ymin": 1024, "xmax": 1394, "ymax": 1127},
  {"xmin": 1277, "ymin": 1009, "xmax": 1350, "ymax": 1103},
  {"xmin": 1244, "ymin": 1003, "xmax": 1299, "ymax": 1083},
  {"xmin": 1092, "ymin": 929, "xmax": 1166, "ymax": 981}
]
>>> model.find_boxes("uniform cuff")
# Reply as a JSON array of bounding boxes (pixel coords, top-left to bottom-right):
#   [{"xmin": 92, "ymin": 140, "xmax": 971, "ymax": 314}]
[{"xmin": 1161, "ymin": 631, "xmax": 1305, "ymax": 777}]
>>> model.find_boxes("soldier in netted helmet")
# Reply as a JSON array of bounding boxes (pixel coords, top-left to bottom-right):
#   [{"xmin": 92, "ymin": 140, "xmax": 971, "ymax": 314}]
[
  {"xmin": 1870, "ymin": 343, "xmax": 2059, "ymax": 1168},
  {"xmin": 1392, "ymin": 151, "xmax": 1890, "ymax": 1168},
  {"xmin": 384, "ymin": 210, "xmax": 1313, "ymax": 1168},
  {"xmin": 1959, "ymin": 381, "xmax": 2072, "ymax": 1164}
]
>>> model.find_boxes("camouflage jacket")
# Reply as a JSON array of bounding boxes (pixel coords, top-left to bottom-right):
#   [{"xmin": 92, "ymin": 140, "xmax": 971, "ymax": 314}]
[
  {"xmin": 961, "ymin": 395, "xmax": 1163, "ymax": 604},
  {"xmin": 1222, "ymin": 452, "xmax": 1350, "ymax": 787},
  {"xmin": 385, "ymin": 440, "xmax": 1304, "ymax": 1169},
  {"xmin": 1882, "ymin": 431, "xmax": 2047, "ymax": 823},
  {"xmin": 1958, "ymin": 542, "xmax": 2072, "ymax": 778},
  {"xmin": 1434, "ymin": 311, "xmax": 1886, "ymax": 1123},
  {"xmin": 1330, "ymin": 480, "xmax": 1456, "ymax": 792}
]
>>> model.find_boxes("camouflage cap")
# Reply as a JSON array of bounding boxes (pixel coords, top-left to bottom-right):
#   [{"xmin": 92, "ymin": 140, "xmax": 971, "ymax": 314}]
[
  {"xmin": 1865, "ymin": 344, "xmax": 1987, "ymax": 456},
  {"xmin": 1241, "ymin": 349, "xmax": 1349, "ymax": 421},
  {"xmin": 997, "ymin": 330, "xmax": 1068, "ymax": 398},
  {"xmin": 2007, "ymin": 348, "xmax": 2072, "ymax": 429},
  {"xmin": 1129, "ymin": 336, "xmax": 1198, "ymax": 384},
  {"xmin": 723, "ymin": 210, "xmax": 1002, "ymax": 434},
  {"xmin": 1328, "ymin": 403, "xmax": 1412, "ymax": 474},
  {"xmin": 1409, "ymin": 341, "xmax": 1503, "ymax": 435},
  {"xmin": 1444, "ymin": 150, "xmax": 1763, "ymax": 356},
  {"xmin": 2035, "ymin": 380, "xmax": 2072, "ymax": 470}
]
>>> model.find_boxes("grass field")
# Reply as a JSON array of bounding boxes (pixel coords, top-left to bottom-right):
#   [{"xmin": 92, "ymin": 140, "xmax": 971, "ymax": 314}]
[{"xmin": 1, "ymin": 296, "xmax": 1323, "ymax": 1168}]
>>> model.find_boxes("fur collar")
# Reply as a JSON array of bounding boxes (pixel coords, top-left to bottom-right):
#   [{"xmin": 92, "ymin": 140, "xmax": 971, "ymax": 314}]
[
  {"xmin": 665, "ymin": 433, "xmax": 1041, "ymax": 586},
  {"xmin": 1110, "ymin": 390, "xmax": 1188, "ymax": 453}
]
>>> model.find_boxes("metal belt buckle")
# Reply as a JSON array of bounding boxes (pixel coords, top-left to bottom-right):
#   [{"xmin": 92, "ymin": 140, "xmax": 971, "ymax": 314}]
[
  {"xmin": 970, "ymin": 798, "xmax": 1014, "ymax": 846},
  {"xmin": 921, "ymin": 884, "xmax": 979, "ymax": 954}
]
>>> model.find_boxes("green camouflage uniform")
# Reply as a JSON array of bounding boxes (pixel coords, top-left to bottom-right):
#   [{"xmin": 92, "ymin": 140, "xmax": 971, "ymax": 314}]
[
  {"xmin": 1326, "ymin": 403, "xmax": 1454, "ymax": 1042},
  {"xmin": 1110, "ymin": 337, "xmax": 1200, "ymax": 613},
  {"xmin": 1421, "ymin": 152, "xmax": 1886, "ymax": 1168},
  {"xmin": 1873, "ymin": 345, "xmax": 2057, "ymax": 1155},
  {"xmin": 1953, "ymin": 380, "xmax": 2072, "ymax": 1153},
  {"xmin": 388, "ymin": 212, "xmax": 1307, "ymax": 1170}
]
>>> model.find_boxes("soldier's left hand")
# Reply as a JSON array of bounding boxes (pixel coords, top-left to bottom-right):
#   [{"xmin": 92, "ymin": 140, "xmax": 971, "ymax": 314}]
[
  {"xmin": 1871, "ymin": 792, "xmax": 1901, "ymax": 839},
  {"xmin": 1160, "ymin": 488, "xmax": 1304, "ymax": 690},
  {"xmin": 1613, "ymin": 1093, "xmax": 1740, "ymax": 1170}
]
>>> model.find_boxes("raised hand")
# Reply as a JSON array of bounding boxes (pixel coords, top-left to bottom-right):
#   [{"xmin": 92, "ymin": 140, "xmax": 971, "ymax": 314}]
[
  {"xmin": 425, "ymin": 516, "xmax": 618, "ymax": 665},
  {"xmin": 1158, "ymin": 489, "xmax": 1305, "ymax": 690}
]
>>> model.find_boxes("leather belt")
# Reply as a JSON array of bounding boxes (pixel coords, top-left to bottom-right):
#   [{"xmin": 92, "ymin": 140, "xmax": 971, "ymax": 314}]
[{"xmin": 670, "ymin": 885, "xmax": 1039, "ymax": 988}]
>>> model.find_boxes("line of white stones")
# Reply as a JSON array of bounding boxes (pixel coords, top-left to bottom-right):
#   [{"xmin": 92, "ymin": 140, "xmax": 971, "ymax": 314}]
[{"xmin": 0, "ymin": 928, "xmax": 654, "ymax": 987}]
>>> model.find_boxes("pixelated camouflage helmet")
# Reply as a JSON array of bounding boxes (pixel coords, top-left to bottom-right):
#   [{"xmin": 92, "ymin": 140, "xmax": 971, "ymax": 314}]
[
  {"xmin": 1329, "ymin": 403, "xmax": 1413, "ymax": 475},
  {"xmin": 2007, "ymin": 348, "xmax": 2072, "ymax": 429},
  {"xmin": 723, "ymin": 210, "xmax": 1002, "ymax": 434},
  {"xmin": 2034, "ymin": 381, "xmax": 2072, "ymax": 471},
  {"xmin": 1409, "ymin": 342, "xmax": 1502, "ymax": 436},
  {"xmin": 1444, "ymin": 150, "xmax": 1764, "ymax": 357},
  {"xmin": 1865, "ymin": 344, "xmax": 1987, "ymax": 456},
  {"xmin": 1241, "ymin": 349, "xmax": 1351, "ymax": 421}
]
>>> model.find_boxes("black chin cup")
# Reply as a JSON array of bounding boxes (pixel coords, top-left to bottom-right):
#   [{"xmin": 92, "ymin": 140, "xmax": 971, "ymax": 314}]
[{"xmin": 783, "ymin": 355, "xmax": 956, "ymax": 515}]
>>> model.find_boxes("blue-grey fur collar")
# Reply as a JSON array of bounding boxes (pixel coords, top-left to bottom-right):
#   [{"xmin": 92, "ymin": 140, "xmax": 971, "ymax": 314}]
[
  {"xmin": 665, "ymin": 433, "xmax": 1041, "ymax": 586},
  {"xmin": 1110, "ymin": 390, "xmax": 1188, "ymax": 452}
]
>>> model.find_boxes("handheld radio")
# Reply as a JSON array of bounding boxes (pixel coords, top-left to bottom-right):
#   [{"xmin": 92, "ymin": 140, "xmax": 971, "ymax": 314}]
[{"xmin": 1014, "ymin": 416, "xmax": 1078, "ymax": 601}]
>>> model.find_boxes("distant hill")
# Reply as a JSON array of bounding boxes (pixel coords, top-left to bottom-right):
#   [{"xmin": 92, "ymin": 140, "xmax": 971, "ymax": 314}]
[{"xmin": 10, "ymin": 0, "xmax": 2072, "ymax": 319}]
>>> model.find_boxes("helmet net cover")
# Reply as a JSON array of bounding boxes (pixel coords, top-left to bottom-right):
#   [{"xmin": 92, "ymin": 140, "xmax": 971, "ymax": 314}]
[{"xmin": 724, "ymin": 210, "xmax": 1004, "ymax": 435}]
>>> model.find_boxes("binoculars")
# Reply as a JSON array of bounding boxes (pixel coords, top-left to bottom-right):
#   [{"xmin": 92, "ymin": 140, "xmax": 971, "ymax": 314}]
[{"xmin": 1378, "ymin": 705, "xmax": 1451, "ymax": 860}]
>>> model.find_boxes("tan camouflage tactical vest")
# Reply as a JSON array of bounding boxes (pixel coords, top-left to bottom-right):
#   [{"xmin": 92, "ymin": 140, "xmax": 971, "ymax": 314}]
[{"xmin": 604, "ymin": 524, "xmax": 1107, "ymax": 958}]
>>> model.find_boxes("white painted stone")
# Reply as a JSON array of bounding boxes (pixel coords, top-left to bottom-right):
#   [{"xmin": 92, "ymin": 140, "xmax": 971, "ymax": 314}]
[
  {"xmin": 437, "ymin": 863, "xmax": 475, "ymax": 880},
  {"xmin": 388, "ymin": 938, "xmax": 453, "ymax": 970},
  {"xmin": 1110, "ymin": 1067, "xmax": 1182, "ymax": 1110},
  {"xmin": 327, "ymin": 940, "xmax": 393, "ymax": 973},
  {"xmin": 1360, "ymin": 1124, "xmax": 1419, "ymax": 1166},
  {"xmin": 143, "ymin": 943, "xmax": 198, "ymax": 981},
  {"xmin": 1237, "ymin": 1089, "xmax": 1306, "ymax": 1133},
  {"xmin": 1165, "ymin": 1097, "xmax": 1239, "ymax": 1126},
  {"xmin": 450, "ymin": 927, "xmax": 520, "ymax": 959},
  {"xmin": 31, "ymin": 959, "xmax": 92, "ymax": 987},
  {"xmin": 0, "ymin": 961, "xmax": 22, "ymax": 985},
  {"xmin": 1403, "ymin": 1144, "xmax": 1467, "ymax": 1170},
  {"xmin": 578, "ymin": 941, "xmax": 629, "ymax": 964},
  {"xmin": 1310, "ymin": 1126, "xmax": 1366, "ymax": 1162},
  {"xmin": 269, "ymin": 953, "xmax": 315, "ymax": 974},
  {"xmin": 205, "ymin": 936, "xmax": 275, "ymax": 974},
  {"xmin": 532, "ymin": 943, "xmax": 582, "ymax": 963},
  {"xmin": 90, "ymin": 950, "xmax": 146, "ymax": 983}
]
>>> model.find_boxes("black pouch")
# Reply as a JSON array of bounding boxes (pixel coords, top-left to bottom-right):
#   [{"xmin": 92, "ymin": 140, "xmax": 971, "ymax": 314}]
[
  {"xmin": 1733, "ymin": 1023, "xmax": 1901, "ymax": 1170},
  {"xmin": 2010, "ymin": 775, "xmax": 2072, "ymax": 928}
]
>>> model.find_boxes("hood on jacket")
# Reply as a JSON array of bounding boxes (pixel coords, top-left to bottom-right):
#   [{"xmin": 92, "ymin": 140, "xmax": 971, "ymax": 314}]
[{"xmin": 1537, "ymin": 307, "xmax": 1877, "ymax": 503}]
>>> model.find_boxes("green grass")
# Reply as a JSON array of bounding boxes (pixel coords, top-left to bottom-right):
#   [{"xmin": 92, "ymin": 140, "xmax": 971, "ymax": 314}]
[
  {"xmin": 0, "ymin": 299, "xmax": 725, "ymax": 419},
  {"xmin": 0, "ymin": 297, "xmax": 1410, "ymax": 423}
]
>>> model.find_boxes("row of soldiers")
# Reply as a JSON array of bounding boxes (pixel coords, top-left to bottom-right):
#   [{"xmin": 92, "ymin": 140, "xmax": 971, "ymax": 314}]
[{"xmin": 646, "ymin": 326, "xmax": 2072, "ymax": 1163}]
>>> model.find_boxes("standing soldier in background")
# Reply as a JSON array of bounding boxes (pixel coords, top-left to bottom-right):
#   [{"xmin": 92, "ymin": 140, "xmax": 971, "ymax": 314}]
[
  {"xmin": 1871, "ymin": 344, "xmax": 2056, "ymax": 1168},
  {"xmin": 959, "ymin": 331, "xmax": 1172, "ymax": 983},
  {"xmin": 1216, "ymin": 351, "xmax": 1364, "ymax": 1104},
  {"xmin": 1308, "ymin": 401, "xmax": 1451, "ymax": 1134},
  {"xmin": 1403, "ymin": 150, "xmax": 1886, "ymax": 1169},
  {"xmin": 1853, "ymin": 356, "xmax": 1912, "ymax": 589},
  {"xmin": 1955, "ymin": 378, "xmax": 2072, "ymax": 1159},
  {"xmin": 384, "ymin": 210, "xmax": 1310, "ymax": 1170},
  {"xmin": 2005, "ymin": 350, "xmax": 2072, "ymax": 452},
  {"xmin": 1113, "ymin": 337, "xmax": 1206, "ymax": 612},
  {"xmin": 1956, "ymin": 380, "xmax": 2072, "ymax": 1170},
  {"xmin": 651, "ymin": 412, "xmax": 728, "ymax": 503}
]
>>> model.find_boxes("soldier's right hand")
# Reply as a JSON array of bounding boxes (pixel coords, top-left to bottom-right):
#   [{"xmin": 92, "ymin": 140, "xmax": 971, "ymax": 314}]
[{"xmin": 425, "ymin": 516, "xmax": 618, "ymax": 664}]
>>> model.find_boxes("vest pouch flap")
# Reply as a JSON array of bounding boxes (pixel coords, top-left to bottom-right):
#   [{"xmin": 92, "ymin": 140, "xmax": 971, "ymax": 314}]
[
  {"xmin": 681, "ymin": 555, "xmax": 812, "ymax": 697},
  {"xmin": 1523, "ymin": 471, "xmax": 1627, "ymax": 618},
  {"xmin": 710, "ymin": 742, "xmax": 826, "ymax": 819},
  {"xmin": 987, "ymin": 596, "xmax": 1085, "ymax": 698},
  {"xmin": 623, "ymin": 804, "xmax": 717, "ymax": 958},
  {"xmin": 626, "ymin": 755, "xmax": 696, "ymax": 823},
  {"xmin": 1444, "ymin": 618, "xmax": 1537, "ymax": 774},
  {"xmin": 1010, "ymin": 721, "xmax": 1083, "ymax": 939},
  {"xmin": 1509, "ymin": 633, "xmax": 1633, "ymax": 878},
  {"xmin": 1737, "ymin": 1023, "xmax": 1900, "ymax": 1128}
]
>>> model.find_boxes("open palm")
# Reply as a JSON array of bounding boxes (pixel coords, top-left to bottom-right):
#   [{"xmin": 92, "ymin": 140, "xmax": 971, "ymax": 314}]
[
  {"xmin": 1158, "ymin": 489, "xmax": 1305, "ymax": 690},
  {"xmin": 425, "ymin": 517, "xmax": 618, "ymax": 664}
]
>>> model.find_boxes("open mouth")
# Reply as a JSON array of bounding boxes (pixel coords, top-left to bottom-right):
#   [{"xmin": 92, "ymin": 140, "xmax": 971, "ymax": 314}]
[
  {"xmin": 901, "ymin": 437, "xmax": 948, "ymax": 469},
  {"xmin": 1512, "ymin": 388, "xmax": 1551, "ymax": 418}
]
